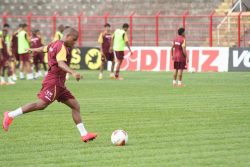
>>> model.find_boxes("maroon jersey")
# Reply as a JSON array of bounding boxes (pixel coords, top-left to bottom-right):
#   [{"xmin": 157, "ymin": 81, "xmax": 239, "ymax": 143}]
[
  {"xmin": 172, "ymin": 36, "xmax": 186, "ymax": 62},
  {"xmin": 42, "ymin": 41, "xmax": 72, "ymax": 87},
  {"xmin": 30, "ymin": 36, "xmax": 43, "ymax": 48},
  {"xmin": 99, "ymin": 32, "xmax": 112, "ymax": 53},
  {"xmin": 11, "ymin": 32, "xmax": 18, "ymax": 54}
]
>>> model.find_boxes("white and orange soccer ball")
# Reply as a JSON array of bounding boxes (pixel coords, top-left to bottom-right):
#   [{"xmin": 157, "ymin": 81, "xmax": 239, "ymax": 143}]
[{"xmin": 111, "ymin": 129, "xmax": 128, "ymax": 146}]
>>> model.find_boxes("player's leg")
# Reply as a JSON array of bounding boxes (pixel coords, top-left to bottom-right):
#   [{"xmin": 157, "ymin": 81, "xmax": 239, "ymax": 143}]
[
  {"xmin": 2, "ymin": 99, "xmax": 48, "ymax": 131},
  {"xmin": 19, "ymin": 55, "xmax": 25, "ymax": 80},
  {"xmin": 62, "ymin": 98, "xmax": 97, "ymax": 142},
  {"xmin": 98, "ymin": 55, "xmax": 106, "ymax": 79},
  {"xmin": 177, "ymin": 69, "xmax": 184, "ymax": 86},
  {"xmin": 109, "ymin": 53, "xmax": 115, "ymax": 78},
  {"xmin": 114, "ymin": 51, "xmax": 124, "ymax": 80},
  {"xmin": 173, "ymin": 69, "xmax": 178, "ymax": 86},
  {"xmin": 6, "ymin": 60, "xmax": 15, "ymax": 85},
  {"xmin": 0, "ymin": 61, "xmax": 6, "ymax": 85},
  {"xmin": 33, "ymin": 55, "xmax": 40, "ymax": 79},
  {"xmin": 25, "ymin": 57, "xmax": 33, "ymax": 80},
  {"xmin": 172, "ymin": 62, "xmax": 178, "ymax": 86}
]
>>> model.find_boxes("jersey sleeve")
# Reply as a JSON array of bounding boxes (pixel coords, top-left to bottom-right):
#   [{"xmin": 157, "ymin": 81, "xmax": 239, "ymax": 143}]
[
  {"xmin": 56, "ymin": 45, "xmax": 67, "ymax": 62},
  {"xmin": 98, "ymin": 33, "xmax": 103, "ymax": 44}
]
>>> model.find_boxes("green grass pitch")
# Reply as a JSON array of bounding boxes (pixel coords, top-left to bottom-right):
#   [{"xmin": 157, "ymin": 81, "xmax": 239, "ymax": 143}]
[{"xmin": 0, "ymin": 71, "xmax": 250, "ymax": 167}]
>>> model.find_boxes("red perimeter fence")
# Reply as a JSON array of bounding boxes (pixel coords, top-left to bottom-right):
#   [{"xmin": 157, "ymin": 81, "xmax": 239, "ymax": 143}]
[{"xmin": 1, "ymin": 11, "xmax": 250, "ymax": 47}]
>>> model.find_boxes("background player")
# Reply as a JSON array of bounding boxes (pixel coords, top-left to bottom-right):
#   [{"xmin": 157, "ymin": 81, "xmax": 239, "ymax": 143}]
[
  {"xmin": 0, "ymin": 29, "xmax": 15, "ymax": 85},
  {"xmin": 110, "ymin": 23, "xmax": 132, "ymax": 80},
  {"xmin": 2, "ymin": 27, "xmax": 97, "ymax": 142},
  {"xmin": 10, "ymin": 24, "xmax": 22, "ymax": 81},
  {"xmin": 18, "ymin": 23, "xmax": 33, "ymax": 80},
  {"xmin": 170, "ymin": 27, "xmax": 188, "ymax": 87},
  {"xmin": 30, "ymin": 29, "xmax": 47, "ymax": 78},
  {"xmin": 53, "ymin": 24, "xmax": 64, "ymax": 41},
  {"xmin": 98, "ymin": 23, "xmax": 115, "ymax": 79}
]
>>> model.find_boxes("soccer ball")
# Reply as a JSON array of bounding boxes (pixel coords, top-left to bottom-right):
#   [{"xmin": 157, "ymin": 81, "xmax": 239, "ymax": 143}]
[{"xmin": 111, "ymin": 129, "xmax": 128, "ymax": 146}]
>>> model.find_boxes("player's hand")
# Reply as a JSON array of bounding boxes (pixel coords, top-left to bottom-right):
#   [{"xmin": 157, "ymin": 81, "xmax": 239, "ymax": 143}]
[
  {"xmin": 130, "ymin": 51, "xmax": 133, "ymax": 56},
  {"xmin": 72, "ymin": 72, "xmax": 81, "ymax": 81},
  {"xmin": 26, "ymin": 48, "xmax": 33, "ymax": 54},
  {"xmin": 109, "ymin": 47, "xmax": 113, "ymax": 53}
]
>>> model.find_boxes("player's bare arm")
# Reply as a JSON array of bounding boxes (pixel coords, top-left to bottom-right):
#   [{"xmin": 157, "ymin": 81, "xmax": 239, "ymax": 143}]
[
  {"xmin": 109, "ymin": 34, "xmax": 114, "ymax": 53},
  {"xmin": 57, "ymin": 61, "xmax": 81, "ymax": 81},
  {"xmin": 26, "ymin": 46, "xmax": 46, "ymax": 53}
]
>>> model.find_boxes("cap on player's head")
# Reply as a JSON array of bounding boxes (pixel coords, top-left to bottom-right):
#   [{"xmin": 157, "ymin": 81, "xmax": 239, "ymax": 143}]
[
  {"xmin": 178, "ymin": 27, "xmax": 185, "ymax": 36},
  {"xmin": 122, "ymin": 23, "xmax": 129, "ymax": 29},
  {"xmin": 104, "ymin": 23, "xmax": 111, "ymax": 27}
]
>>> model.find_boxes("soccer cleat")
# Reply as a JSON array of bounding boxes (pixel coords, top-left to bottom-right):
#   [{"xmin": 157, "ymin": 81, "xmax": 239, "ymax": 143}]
[
  {"xmin": 82, "ymin": 132, "xmax": 97, "ymax": 142},
  {"xmin": 172, "ymin": 83, "xmax": 177, "ymax": 87},
  {"xmin": 177, "ymin": 84, "xmax": 186, "ymax": 87},
  {"xmin": 2, "ymin": 112, "xmax": 13, "ymax": 132},
  {"xmin": 98, "ymin": 75, "xmax": 103, "ymax": 80},
  {"xmin": 115, "ymin": 77, "xmax": 124, "ymax": 80}
]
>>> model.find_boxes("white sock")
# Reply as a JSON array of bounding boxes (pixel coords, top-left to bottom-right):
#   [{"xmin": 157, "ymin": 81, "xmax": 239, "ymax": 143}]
[
  {"xmin": 8, "ymin": 107, "xmax": 23, "ymax": 118},
  {"xmin": 76, "ymin": 123, "xmax": 88, "ymax": 136},
  {"xmin": 110, "ymin": 73, "xmax": 114, "ymax": 77},
  {"xmin": 173, "ymin": 80, "xmax": 177, "ymax": 85},
  {"xmin": 19, "ymin": 72, "xmax": 24, "ymax": 79},
  {"xmin": 178, "ymin": 80, "xmax": 182, "ymax": 85},
  {"xmin": 0, "ymin": 76, "xmax": 5, "ymax": 83}
]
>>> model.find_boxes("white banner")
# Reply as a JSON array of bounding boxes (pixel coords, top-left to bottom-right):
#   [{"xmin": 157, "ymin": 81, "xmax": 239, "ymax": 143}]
[{"xmin": 109, "ymin": 47, "xmax": 229, "ymax": 72}]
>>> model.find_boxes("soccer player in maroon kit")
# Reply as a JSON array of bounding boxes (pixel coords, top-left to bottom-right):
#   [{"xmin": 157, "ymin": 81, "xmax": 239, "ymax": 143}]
[
  {"xmin": 10, "ymin": 24, "xmax": 22, "ymax": 81},
  {"xmin": 30, "ymin": 29, "xmax": 47, "ymax": 78},
  {"xmin": 2, "ymin": 28, "xmax": 97, "ymax": 142},
  {"xmin": 98, "ymin": 23, "xmax": 115, "ymax": 79},
  {"xmin": 0, "ymin": 29, "xmax": 15, "ymax": 85},
  {"xmin": 171, "ymin": 27, "xmax": 188, "ymax": 87}
]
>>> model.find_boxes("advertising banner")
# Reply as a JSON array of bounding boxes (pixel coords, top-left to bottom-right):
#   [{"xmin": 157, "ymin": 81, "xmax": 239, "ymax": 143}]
[
  {"xmin": 119, "ymin": 47, "xmax": 229, "ymax": 72},
  {"xmin": 228, "ymin": 48, "xmax": 250, "ymax": 72}
]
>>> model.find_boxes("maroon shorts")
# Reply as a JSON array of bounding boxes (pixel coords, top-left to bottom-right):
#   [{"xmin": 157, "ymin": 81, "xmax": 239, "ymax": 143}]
[
  {"xmin": 102, "ymin": 52, "xmax": 114, "ymax": 61},
  {"xmin": 174, "ymin": 61, "xmax": 186, "ymax": 70},
  {"xmin": 114, "ymin": 51, "xmax": 124, "ymax": 60},
  {"xmin": 19, "ymin": 53, "xmax": 30, "ymax": 62},
  {"xmin": 37, "ymin": 84, "xmax": 75, "ymax": 104},
  {"xmin": 12, "ymin": 50, "xmax": 19, "ymax": 61},
  {"xmin": 33, "ymin": 52, "xmax": 44, "ymax": 64}
]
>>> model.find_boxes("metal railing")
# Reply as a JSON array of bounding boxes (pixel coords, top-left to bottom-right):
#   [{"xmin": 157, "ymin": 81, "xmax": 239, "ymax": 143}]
[{"xmin": 1, "ymin": 11, "xmax": 250, "ymax": 47}]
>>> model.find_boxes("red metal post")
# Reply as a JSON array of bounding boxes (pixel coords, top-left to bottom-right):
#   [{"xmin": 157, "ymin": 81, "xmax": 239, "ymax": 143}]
[
  {"xmin": 27, "ymin": 12, "xmax": 32, "ymax": 35},
  {"xmin": 52, "ymin": 12, "xmax": 57, "ymax": 38},
  {"xmin": 2, "ymin": 12, "xmax": 7, "ymax": 25},
  {"xmin": 129, "ymin": 12, "xmax": 135, "ymax": 46},
  {"xmin": 182, "ymin": 11, "xmax": 189, "ymax": 28},
  {"xmin": 209, "ymin": 11, "xmax": 215, "ymax": 47},
  {"xmin": 78, "ymin": 12, "xmax": 83, "ymax": 46},
  {"xmin": 155, "ymin": 11, "xmax": 161, "ymax": 46},
  {"xmin": 238, "ymin": 12, "xmax": 242, "ymax": 48},
  {"xmin": 104, "ymin": 12, "xmax": 109, "ymax": 25}
]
